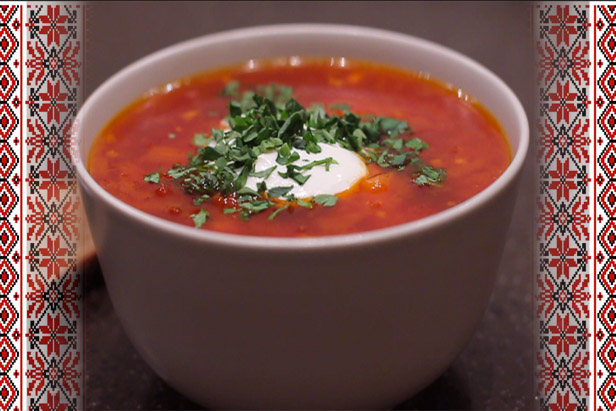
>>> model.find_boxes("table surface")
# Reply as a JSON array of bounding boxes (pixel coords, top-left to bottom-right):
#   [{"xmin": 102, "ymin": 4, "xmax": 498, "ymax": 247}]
[{"xmin": 83, "ymin": 2, "xmax": 536, "ymax": 409}]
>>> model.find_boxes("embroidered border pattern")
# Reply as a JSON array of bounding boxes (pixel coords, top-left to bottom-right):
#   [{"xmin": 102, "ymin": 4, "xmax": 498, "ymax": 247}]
[
  {"xmin": 24, "ymin": 3, "xmax": 82, "ymax": 411},
  {"xmin": 536, "ymin": 3, "xmax": 591, "ymax": 410},
  {"xmin": 0, "ymin": 4, "xmax": 21, "ymax": 411},
  {"xmin": 592, "ymin": 3, "xmax": 616, "ymax": 411}
]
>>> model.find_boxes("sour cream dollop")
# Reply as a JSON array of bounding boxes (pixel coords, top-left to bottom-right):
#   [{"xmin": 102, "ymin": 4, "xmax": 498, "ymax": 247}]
[{"xmin": 244, "ymin": 143, "xmax": 367, "ymax": 198}]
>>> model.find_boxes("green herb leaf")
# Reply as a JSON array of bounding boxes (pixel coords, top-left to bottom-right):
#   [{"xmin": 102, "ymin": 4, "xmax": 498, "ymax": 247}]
[
  {"xmin": 211, "ymin": 128, "xmax": 224, "ymax": 142},
  {"xmin": 234, "ymin": 161, "xmax": 252, "ymax": 190},
  {"xmin": 391, "ymin": 153, "xmax": 407, "ymax": 167},
  {"xmin": 240, "ymin": 199, "xmax": 272, "ymax": 212},
  {"xmin": 268, "ymin": 204, "xmax": 290, "ymax": 220},
  {"xmin": 278, "ymin": 111, "xmax": 303, "ymax": 139},
  {"xmin": 278, "ymin": 166, "xmax": 310, "ymax": 185},
  {"xmin": 297, "ymin": 157, "xmax": 337, "ymax": 171},
  {"xmin": 199, "ymin": 146, "xmax": 223, "ymax": 161},
  {"xmin": 144, "ymin": 172, "xmax": 160, "ymax": 184},
  {"xmin": 167, "ymin": 166, "xmax": 194, "ymax": 179},
  {"xmin": 406, "ymin": 137, "xmax": 428, "ymax": 151},
  {"xmin": 193, "ymin": 194, "xmax": 210, "ymax": 205},
  {"xmin": 378, "ymin": 117, "xmax": 409, "ymax": 138},
  {"xmin": 192, "ymin": 133, "xmax": 209, "ymax": 147},
  {"xmin": 221, "ymin": 80, "xmax": 239, "ymax": 97},
  {"xmin": 190, "ymin": 209, "xmax": 210, "ymax": 228},
  {"xmin": 276, "ymin": 143, "xmax": 300, "ymax": 165},
  {"xmin": 313, "ymin": 194, "xmax": 338, "ymax": 207},
  {"xmin": 250, "ymin": 165, "xmax": 277, "ymax": 179},
  {"xmin": 422, "ymin": 166, "xmax": 442, "ymax": 180},
  {"xmin": 329, "ymin": 103, "xmax": 351, "ymax": 113},
  {"xmin": 214, "ymin": 157, "xmax": 228, "ymax": 170},
  {"xmin": 268, "ymin": 186, "xmax": 294, "ymax": 198},
  {"xmin": 296, "ymin": 199, "xmax": 313, "ymax": 208},
  {"xmin": 237, "ymin": 186, "xmax": 259, "ymax": 196},
  {"xmin": 413, "ymin": 166, "xmax": 447, "ymax": 186},
  {"xmin": 292, "ymin": 173, "xmax": 310, "ymax": 185},
  {"xmin": 384, "ymin": 138, "xmax": 404, "ymax": 151},
  {"xmin": 257, "ymin": 180, "xmax": 268, "ymax": 193}
]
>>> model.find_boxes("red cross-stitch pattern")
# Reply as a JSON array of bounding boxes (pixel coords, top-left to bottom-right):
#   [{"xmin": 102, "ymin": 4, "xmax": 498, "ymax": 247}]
[
  {"xmin": 536, "ymin": 3, "xmax": 591, "ymax": 410},
  {"xmin": 0, "ymin": 4, "xmax": 22, "ymax": 411},
  {"xmin": 24, "ymin": 4, "xmax": 82, "ymax": 410},
  {"xmin": 594, "ymin": 3, "xmax": 616, "ymax": 411}
]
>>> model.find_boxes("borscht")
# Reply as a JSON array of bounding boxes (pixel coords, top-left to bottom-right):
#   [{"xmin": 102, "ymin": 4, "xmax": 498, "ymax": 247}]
[{"xmin": 88, "ymin": 57, "xmax": 510, "ymax": 237}]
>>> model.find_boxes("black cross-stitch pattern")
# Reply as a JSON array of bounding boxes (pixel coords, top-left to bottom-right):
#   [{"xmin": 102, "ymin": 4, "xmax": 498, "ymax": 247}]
[{"xmin": 536, "ymin": 4, "xmax": 591, "ymax": 411}]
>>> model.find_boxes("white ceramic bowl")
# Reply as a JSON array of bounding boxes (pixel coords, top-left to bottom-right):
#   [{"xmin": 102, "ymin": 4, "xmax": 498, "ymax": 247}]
[{"xmin": 74, "ymin": 24, "xmax": 528, "ymax": 409}]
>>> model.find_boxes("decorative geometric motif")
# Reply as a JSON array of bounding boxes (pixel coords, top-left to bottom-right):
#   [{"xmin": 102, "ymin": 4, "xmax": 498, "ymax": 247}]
[
  {"xmin": 0, "ymin": 374, "xmax": 17, "ymax": 411},
  {"xmin": 0, "ymin": 298, "xmax": 16, "ymax": 336},
  {"xmin": 600, "ymin": 182, "xmax": 616, "ymax": 217},
  {"xmin": 600, "ymin": 297, "xmax": 616, "ymax": 336},
  {"xmin": 0, "ymin": 182, "xmax": 15, "ymax": 223},
  {"xmin": 0, "ymin": 143, "xmax": 17, "ymax": 180},
  {"xmin": 600, "ymin": 337, "xmax": 616, "ymax": 374},
  {"xmin": 600, "ymin": 104, "xmax": 616, "ymax": 140},
  {"xmin": 599, "ymin": 259, "xmax": 616, "ymax": 296},
  {"xmin": 24, "ymin": 3, "xmax": 83, "ymax": 411},
  {"xmin": 601, "ymin": 375, "xmax": 616, "ymax": 410},
  {"xmin": 0, "ymin": 4, "xmax": 21, "ymax": 411},
  {"xmin": 592, "ymin": 3, "xmax": 616, "ymax": 411},
  {"xmin": 0, "ymin": 336, "xmax": 17, "ymax": 374},
  {"xmin": 601, "ymin": 220, "xmax": 616, "ymax": 258},
  {"xmin": 0, "ymin": 65, "xmax": 17, "ymax": 102},
  {"xmin": 536, "ymin": 3, "xmax": 591, "ymax": 411},
  {"xmin": 0, "ymin": 26, "xmax": 17, "ymax": 64},
  {"xmin": 0, "ymin": 104, "xmax": 17, "ymax": 141},
  {"xmin": 601, "ymin": 25, "xmax": 616, "ymax": 64},
  {"xmin": 600, "ymin": 142, "xmax": 616, "ymax": 181}
]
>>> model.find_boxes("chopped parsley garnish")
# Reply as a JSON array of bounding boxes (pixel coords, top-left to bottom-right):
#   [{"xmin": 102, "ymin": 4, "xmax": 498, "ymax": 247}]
[
  {"xmin": 190, "ymin": 209, "xmax": 210, "ymax": 228},
  {"xmin": 220, "ymin": 80, "xmax": 239, "ymax": 97},
  {"xmin": 192, "ymin": 133, "xmax": 209, "ymax": 147},
  {"xmin": 268, "ymin": 204, "xmax": 290, "ymax": 220},
  {"xmin": 147, "ymin": 82, "xmax": 446, "ymax": 227},
  {"xmin": 268, "ymin": 186, "xmax": 294, "ymax": 198},
  {"xmin": 413, "ymin": 166, "xmax": 448, "ymax": 186},
  {"xmin": 192, "ymin": 194, "xmax": 210, "ymax": 206},
  {"xmin": 313, "ymin": 194, "xmax": 338, "ymax": 207},
  {"xmin": 328, "ymin": 103, "xmax": 351, "ymax": 113},
  {"xmin": 144, "ymin": 171, "xmax": 160, "ymax": 184}
]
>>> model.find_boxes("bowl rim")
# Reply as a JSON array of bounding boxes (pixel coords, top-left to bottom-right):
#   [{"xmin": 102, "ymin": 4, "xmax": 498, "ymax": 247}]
[{"xmin": 74, "ymin": 23, "xmax": 529, "ymax": 251}]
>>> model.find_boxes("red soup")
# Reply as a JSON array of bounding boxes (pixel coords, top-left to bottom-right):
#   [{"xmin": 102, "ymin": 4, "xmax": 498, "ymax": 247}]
[{"xmin": 88, "ymin": 58, "xmax": 511, "ymax": 237}]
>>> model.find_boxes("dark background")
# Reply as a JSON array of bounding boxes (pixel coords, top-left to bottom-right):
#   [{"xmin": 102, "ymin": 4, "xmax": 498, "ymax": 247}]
[{"xmin": 83, "ymin": 2, "xmax": 535, "ymax": 409}]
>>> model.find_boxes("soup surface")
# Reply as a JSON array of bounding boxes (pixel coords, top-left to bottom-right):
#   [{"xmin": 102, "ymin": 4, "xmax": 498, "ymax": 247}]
[{"xmin": 88, "ymin": 57, "xmax": 511, "ymax": 237}]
